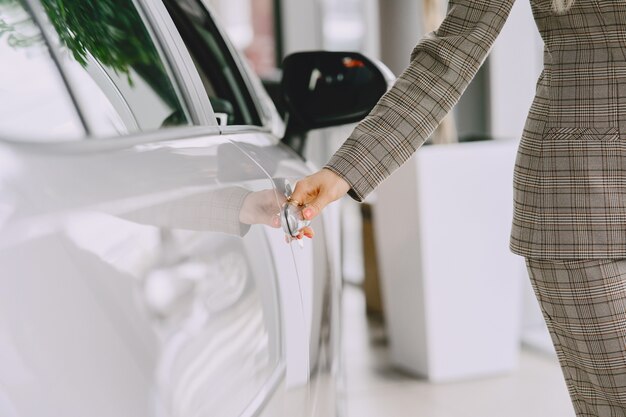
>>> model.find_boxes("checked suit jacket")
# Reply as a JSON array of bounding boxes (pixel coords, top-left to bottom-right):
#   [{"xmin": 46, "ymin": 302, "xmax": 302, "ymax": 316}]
[{"xmin": 324, "ymin": 0, "xmax": 626, "ymax": 259}]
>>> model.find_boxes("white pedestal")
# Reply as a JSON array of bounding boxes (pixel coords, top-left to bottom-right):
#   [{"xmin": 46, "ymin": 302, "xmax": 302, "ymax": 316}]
[{"xmin": 373, "ymin": 139, "xmax": 524, "ymax": 382}]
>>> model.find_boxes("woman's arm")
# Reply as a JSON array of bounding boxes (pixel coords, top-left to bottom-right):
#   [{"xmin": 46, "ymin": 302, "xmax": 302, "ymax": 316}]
[
  {"xmin": 291, "ymin": 0, "xmax": 517, "ymax": 220},
  {"xmin": 328, "ymin": 0, "xmax": 517, "ymax": 201}
]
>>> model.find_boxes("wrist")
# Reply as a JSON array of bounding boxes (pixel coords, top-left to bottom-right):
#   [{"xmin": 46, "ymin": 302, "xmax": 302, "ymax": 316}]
[
  {"xmin": 322, "ymin": 167, "xmax": 351, "ymax": 198},
  {"xmin": 238, "ymin": 191, "xmax": 255, "ymax": 225}
]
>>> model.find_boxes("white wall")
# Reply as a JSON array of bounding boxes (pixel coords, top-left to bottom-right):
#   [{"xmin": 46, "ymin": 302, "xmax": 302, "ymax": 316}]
[
  {"xmin": 280, "ymin": 0, "xmax": 324, "ymax": 54},
  {"xmin": 377, "ymin": 0, "xmax": 424, "ymax": 75},
  {"xmin": 489, "ymin": 0, "xmax": 544, "ymax": 139}
]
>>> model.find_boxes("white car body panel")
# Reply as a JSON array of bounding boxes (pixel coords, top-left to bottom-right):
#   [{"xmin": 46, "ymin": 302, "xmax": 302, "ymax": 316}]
[
  {"xmin": 0, "ymin": 127, "xmax": 340, "ymax": 416},
  {"xmin": 0, "ymin": 0, "xmax": 342, "ymax": 412}
]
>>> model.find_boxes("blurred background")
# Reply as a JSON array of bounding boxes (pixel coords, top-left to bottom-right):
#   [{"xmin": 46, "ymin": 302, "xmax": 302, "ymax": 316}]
[
  {"xmin": 0, "ymin": 0, "xmax": 577, "ymax": 416},
  {"xmin": 207, "ymin": 0, "xmax": 573, "ymax": 416}
]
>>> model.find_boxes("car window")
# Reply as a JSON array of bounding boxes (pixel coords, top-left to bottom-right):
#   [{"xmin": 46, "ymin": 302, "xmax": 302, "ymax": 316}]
[
  {"xmin": 40, "ymin": 0, "xmax": 191, "ymax": 135},
  {"xmin": 0, "ymin": 0, "xmax": 84, "ymax": 142},
  {"xmin": 163, "ymin": 0, "xmax": 262, "ymax": 127}
]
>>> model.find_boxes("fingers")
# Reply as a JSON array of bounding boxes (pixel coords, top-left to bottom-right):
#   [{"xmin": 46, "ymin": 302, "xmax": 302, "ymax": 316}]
[
  {"xmin": 290, "ymin": 169, "xmax": 351, "ymax": 222},
  {"xmin": 298, "ymin": 198, "xmax": 314, "ymax": 220},
  {"xmin": 284, "ymin": 226, "xmax": 315, "ymax": 243},
  {"xmin": 290, "ymin": 180, "xmax": 331, "ymax": 222},
  {"xmin": 301, "ymin": 226, "xmax": 315, "ymax": 239},
  {"xmin": 306, "ymin": 189, "xmax": 336, "ymax": 221},
  {"xmin": 289, "ymin": 177, "xmax": 315, "ymax": 210},
  {"xmin": 270, "ymin": 215, "xmax": 281, "ymax": 228},
  {"xmin": 282, "ymin": 169, "xmax": 350, "ymax": 244}
]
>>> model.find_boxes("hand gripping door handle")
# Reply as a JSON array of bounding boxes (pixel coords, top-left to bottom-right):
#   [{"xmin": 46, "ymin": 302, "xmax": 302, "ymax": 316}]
[{"xmin": 280, "ymin": 181, "xmax": 310, "ymax": 238}]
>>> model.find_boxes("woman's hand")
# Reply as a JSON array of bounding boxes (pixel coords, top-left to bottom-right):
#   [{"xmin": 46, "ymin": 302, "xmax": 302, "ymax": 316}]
[
  {"xmin": 239, "ymin": 189, "xmax": 284, "ymax": 228},
  {"xmin": 290, "ymin": 168, "xmax": 351, "ymax": 222}
]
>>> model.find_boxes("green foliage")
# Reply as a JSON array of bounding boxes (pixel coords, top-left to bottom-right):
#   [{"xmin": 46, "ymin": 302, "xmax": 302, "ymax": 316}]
[
  {"xmin": 39, "ymin": 0, "xmax": 180, "ymax": 109},
  {"xmin": 0, "ymin": 0, "xmax": 183, "ymax": 116},
  {"xmin": 40, "ymin": 0, "xmax": 158, "ymax": 77}
]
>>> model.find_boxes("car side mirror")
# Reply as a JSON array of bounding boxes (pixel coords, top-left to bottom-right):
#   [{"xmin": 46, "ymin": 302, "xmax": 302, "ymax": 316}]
[{"xmin": 280, "ymin": 51, "xmax": 393, "ymax": 154}]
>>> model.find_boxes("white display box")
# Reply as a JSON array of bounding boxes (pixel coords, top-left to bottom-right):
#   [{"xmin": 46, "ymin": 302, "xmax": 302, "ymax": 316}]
[{"xmin": 372, "ymin": 139, "xmax": 525, "ymax": 382}]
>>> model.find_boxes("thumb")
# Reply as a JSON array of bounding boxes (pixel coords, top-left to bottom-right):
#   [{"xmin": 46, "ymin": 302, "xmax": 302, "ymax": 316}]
[
  {"xmin": 290, "ymin": 178, "xmax": 331, "ymax": 222},
  {"xmin": 301, "ymin": 202, "xmax": 322, "ymax": 221},
  {"xmin": 301, "ymin": 190, "xmax": 334, "ymax": 222},
  {"xmin": 289, "ymin": 178, "xmax": 312, "ymax": 209}
]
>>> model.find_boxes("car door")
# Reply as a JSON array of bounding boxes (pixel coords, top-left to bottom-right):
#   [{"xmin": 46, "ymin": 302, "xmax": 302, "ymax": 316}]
[
  {"xmin": 0, "ymin": 1, "xmax": 292, "ymax": 416},
  {"xmin": 153, "ymin": 1, "xmax": 342, "ymax": 415}
]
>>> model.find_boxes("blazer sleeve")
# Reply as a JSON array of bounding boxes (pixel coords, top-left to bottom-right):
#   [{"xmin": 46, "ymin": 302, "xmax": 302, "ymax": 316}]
[
  {"xmin": 122, "ymin": 186, "xmax": 253, "ymax": 236},
  {"xmin": 324, "ymin": 0, "xmax": 517, "ymax": 201}
]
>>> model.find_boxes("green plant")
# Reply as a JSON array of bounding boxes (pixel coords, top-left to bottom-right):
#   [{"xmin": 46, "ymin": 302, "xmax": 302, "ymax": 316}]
[
  {"xmin": 40, "ymin": 0, "xmax": 156, "ymax": 78},
  {"xmin": 0, "ymin": 0, "xmax": 186, "ymax": 125}
]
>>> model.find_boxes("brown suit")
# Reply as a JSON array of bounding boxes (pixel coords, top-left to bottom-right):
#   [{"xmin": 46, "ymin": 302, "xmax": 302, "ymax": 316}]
[
  {"xmin": 324, "ymin": 1, "xmax": 626, "ymax": 415},
  {"xmin": 325, "ymin": 0, "xmax": 626, "ymax": 259}
]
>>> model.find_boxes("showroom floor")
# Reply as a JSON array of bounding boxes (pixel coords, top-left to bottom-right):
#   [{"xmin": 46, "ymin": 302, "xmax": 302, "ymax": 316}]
[{"xmin": 341, "ymin": 285, "xmax": 577, "ymax": 417}]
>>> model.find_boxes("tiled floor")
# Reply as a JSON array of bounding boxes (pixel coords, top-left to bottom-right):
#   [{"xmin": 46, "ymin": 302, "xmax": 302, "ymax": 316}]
[{"xmin": 341, "ymin": 285, "xmax": 577, "ymax": 417}]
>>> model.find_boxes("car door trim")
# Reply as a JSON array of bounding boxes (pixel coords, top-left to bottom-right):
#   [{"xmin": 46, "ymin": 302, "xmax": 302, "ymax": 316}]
[
  {"xmin": 220, "ymin": 125, "xmax": 274, "ymax": 137},
  {"xmin": 0, "ymin": 122, "xmax": 280, "ymax": 150},
  {"xmin": 138, "ymin": 0, "xmax": 217, "ymax": 127},
  {"xmin": 0, "ymin": 125, "xmax": 222, "ymax": 154},
  {"xmin": 131, "ymin": 0, "xmax": 196, "ymax": 127},
  {"xmin": 1, "ymin": 121, "xmax": 283, "ymax": 151}
]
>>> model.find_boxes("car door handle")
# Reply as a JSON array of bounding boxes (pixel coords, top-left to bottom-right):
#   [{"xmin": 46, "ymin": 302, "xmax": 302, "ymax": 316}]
[{"xmin": 280, "ymin": 180, "xmax": 310, "ymax": 237}]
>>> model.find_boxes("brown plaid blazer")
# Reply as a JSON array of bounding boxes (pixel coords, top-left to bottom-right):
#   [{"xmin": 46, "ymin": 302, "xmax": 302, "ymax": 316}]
[{"xmin": 325, "ymin": 0, "xmax": 626, "ymax": 259}]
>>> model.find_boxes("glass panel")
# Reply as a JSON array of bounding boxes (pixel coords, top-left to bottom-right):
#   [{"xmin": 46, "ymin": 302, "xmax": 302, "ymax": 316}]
[
  {"xmin": 0, "ymin": 0, "xmax": 84, "ymax": 142},
  {"xmin": 39, "ymin": 0, "xmax": 190, "ymax": 135},
  {"xmin": 163, "ymin": 0, "xmax": 261, "ymax": 126},
  {"xmin": 207, "ymin": 0, "xmax": 279, "ymax": 79}
]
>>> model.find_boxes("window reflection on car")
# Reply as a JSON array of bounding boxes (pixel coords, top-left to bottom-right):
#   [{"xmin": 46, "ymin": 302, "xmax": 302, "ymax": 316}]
[
  {"xmin": 0, "ymin": 0, "xmax": 84, "ymax": 141},
  {"xmin": 40, "ymin": 0, "xmax": 191, "ymax": 133}
]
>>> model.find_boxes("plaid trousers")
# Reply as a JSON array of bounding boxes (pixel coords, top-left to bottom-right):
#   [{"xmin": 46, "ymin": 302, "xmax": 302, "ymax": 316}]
[{"xmin": 526, "ymin": 259, "xmax": 626, "ymax": 416}]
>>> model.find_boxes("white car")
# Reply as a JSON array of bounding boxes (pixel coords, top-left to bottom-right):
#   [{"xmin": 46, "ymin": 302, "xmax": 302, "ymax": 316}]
[{"xmin": 0, "ymin": 0, "xmax": 390, "ymax": 416}]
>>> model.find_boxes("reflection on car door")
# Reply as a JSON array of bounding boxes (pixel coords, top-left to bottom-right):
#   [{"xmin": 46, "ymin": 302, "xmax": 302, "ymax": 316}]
[
  {"xmin": 157, "ymin": 0, "xmax": 341, "ymax": 413},
  {"xmin": 0, "ymin": 134, "xmax": 289, "ymax": 417},
  {"xmin": 0, "ymin": 1, "xmax": 290, "ymax": 416},
  {"xmin": 228, "ymin": 132, "xmax": 341, "ymax": 417}
]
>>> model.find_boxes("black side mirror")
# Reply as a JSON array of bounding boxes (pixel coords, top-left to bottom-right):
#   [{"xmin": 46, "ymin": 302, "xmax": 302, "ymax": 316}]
[{"xmin": 280, "ymin": 51, "xmax": 392, "ymax": 154}]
